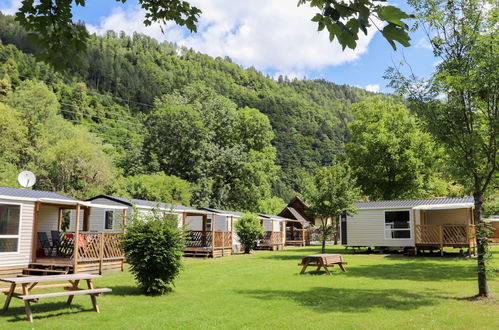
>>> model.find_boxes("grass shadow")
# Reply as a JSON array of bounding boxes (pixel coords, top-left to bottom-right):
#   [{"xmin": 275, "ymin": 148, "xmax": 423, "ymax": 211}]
[
  {"xmin": 238, "ymin": 287, "xmax": 438, "ymax": 313},
  {"xmin": 108, "ymin": 285, "xmax": 143, "ymax": 296},
  {"xmin": 3, "ymin": 302, "xmax": 87, "ymax": 323},
  {"xmin": 346, "ymin": 262, "xmax": 475, "ymax": 281},
  {"xmin": 262, "ymin": 246, "xmax": 356, "ymax": 261}
]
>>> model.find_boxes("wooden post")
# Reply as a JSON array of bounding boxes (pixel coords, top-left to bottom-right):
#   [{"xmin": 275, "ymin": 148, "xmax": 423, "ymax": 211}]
[
  {"xmin": 302, "ymin": 224, "xmax": 305, "ymax": 247},
  {"xmin": 73, "ymin": 204, "xmax": 81, "ymax": 274},
  {"xmin": 182, "ymin": 212, "xmax": 186, "ymax": 228},
  {"xmin": 122, "ymin": 208, "xmax": 127, "ymax": 232},
  {"xmin": 31, "ymin": 202, "xmax": 41, "ymax": 263},
  {"xmin": 230, "ymin": 216, "xmax": 234, "ymax": 252},
  {"xmin": 57, "ymin": 207, "xmax": 63, "ymax": 231},
  {"xmin": 83, "ymin": 207, "xmax": 91, "ymax": 232},
  {"xmin": 211, "ymin": 213, "xmax": 215, "ymax": 251},
  {"xmin": 98, "ymin": 232, "xmax": 104, "ymax": 275},
  {"xmin": 439, "ymin": 225, "xmax": 444, "ymax": 256}
]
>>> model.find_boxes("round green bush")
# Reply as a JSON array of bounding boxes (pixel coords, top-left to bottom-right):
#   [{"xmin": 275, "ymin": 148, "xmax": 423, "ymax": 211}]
[
  {"xmin": 123, "ymin": 210, "xmax": 185, "ymax": 295},
  {"xmin": 235, "ymin": 213, "xmax": 264, "ymax": 254}
]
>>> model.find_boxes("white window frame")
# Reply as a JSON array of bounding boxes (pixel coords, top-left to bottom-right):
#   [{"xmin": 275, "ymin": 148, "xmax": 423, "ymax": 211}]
[
  {"xmin": 104, "ymin": 210, "xmax": 115, "ymax": 231},
  {"xmin": 206, "ymin": 217, "xmax": 212, "ymax": 231},
  {"xmin": 0, "ymin": 201, "xmax": 23, "ymax": 254},
  {"xmin": 384, "ymin": 209, "xmax": 412, "ymax": 240}
]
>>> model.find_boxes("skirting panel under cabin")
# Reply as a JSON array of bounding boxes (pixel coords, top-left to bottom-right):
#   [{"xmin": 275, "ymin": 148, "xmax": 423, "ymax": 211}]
[{"xmin": 75, "ymin": 260, "xmax": 124, "ymax": 275}]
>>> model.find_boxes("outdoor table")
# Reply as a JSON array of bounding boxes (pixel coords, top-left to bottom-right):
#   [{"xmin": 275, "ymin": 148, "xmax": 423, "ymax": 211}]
[
  {"xmin": 1, "ymin": 274, "xmax": 111, "ymax": 322},
  {"xmin": 298, "ymin": 254, "xmax": 347, "ymax": 275}
]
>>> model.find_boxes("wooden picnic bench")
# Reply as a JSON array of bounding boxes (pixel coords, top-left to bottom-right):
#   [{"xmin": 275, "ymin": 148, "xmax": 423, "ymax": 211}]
[
  {"xmin": 1, "ymin": 274, "xmax": 111, "ymax": 322},
  {"xmin": 298, "ymin": 254, "xmax": 347, "ymax": 275}
]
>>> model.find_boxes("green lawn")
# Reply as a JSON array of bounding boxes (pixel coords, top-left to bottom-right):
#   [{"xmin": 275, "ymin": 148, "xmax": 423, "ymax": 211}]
[{"xmin": 1, "ymin": 246, "xmax": 498, "ymax": 329}]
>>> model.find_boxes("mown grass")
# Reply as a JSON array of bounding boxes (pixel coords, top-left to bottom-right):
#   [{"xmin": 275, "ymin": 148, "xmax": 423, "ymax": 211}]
[{"xmin": 1, "ymin": 246, "xmax": 498, "ymax": 329}]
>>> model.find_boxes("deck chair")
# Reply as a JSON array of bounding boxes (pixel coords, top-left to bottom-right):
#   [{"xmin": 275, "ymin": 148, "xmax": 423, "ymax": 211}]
[
  {"xmin": 51, "ymin": 230, "xmax": 61, "ymax": 254},
  {"xmin": 38, "ymin": 232, "xmax": 53, "ymax": 256}
]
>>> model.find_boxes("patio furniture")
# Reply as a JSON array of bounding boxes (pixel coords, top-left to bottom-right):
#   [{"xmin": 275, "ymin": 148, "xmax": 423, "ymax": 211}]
[
  {"xmin": 37, "ymin": 232, "xmax": 53, "ymax": 256},
  {"xmin": 1, "ymin": 274, "xmax": 111, "ymax": 322},
  {"xmin": 298, "ymin": 254, "xmax": 347, "ymax": 275},
  {"xmin": 50, "ymin": 230, "xmax": 61, "ymax": 250}
]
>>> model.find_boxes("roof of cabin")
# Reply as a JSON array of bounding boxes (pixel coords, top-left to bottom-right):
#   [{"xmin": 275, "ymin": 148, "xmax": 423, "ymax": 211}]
[
  {"xmin": 87, "ymin": 195, "xmax": 192, "ymax": 211},
  {"xmin": 0, "ymin": 186, "xmax": 76, "ymax": 201},
  {"xmin": 354, "ymin": 197, "xmax": 474, "ymax": 209},
  {"xmin": 201, "ymin": 208, "xmax": 245, "ymax": 217}
]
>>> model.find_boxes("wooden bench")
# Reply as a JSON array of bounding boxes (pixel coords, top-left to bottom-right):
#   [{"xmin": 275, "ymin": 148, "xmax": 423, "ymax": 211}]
[
  {"xmin": 298, "ymin": 254, "xmax": 347, "ymax": 275},
  {"xmin": 1, "ymin": 274, "xmax": 111, "ymax": 322},
  {"xmin": 22, "ymin": 288, "xmax": 112, "ymax": 301}
]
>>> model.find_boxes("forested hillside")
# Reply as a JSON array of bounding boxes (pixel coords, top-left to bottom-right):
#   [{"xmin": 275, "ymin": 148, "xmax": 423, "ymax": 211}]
[
  {"xmin": 0, "ymin": 13, "xmax": 377, "ymax": 211},
  {"xmin": 0, "ymin": 14, "xmax": 460, "ymax": 212}
]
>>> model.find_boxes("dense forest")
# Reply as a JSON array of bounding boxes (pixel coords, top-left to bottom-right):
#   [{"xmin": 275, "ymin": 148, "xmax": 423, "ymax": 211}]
[{"xmin": 0, "ymin": 13, "xmax": 473, "ymax": 214}]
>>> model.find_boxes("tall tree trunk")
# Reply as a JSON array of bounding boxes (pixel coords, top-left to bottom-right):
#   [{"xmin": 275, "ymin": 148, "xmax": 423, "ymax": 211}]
[
  {"xmin": 321, "ymin": 235, "xmax": 326, "ymax": 254},
  {"xmin": 473, "ymin": 188, "xmax": 489, "ymax": 297}
]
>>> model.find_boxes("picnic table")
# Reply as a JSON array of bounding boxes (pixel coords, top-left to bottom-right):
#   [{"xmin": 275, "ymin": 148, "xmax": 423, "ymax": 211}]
[
  {"xmin": 298, "ymin": 254, "xmax": 347, "ymax": 275},
  {"xmin": 1, "ymin": 274, "xmax": 111, "ymax": 322}
]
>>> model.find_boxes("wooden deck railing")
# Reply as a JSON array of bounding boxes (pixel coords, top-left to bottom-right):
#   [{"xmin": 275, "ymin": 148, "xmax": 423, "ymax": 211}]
[
  {"xmin": 415, "ymin": 224, "xmax": 475, "ymax": 246},
  {"xmin": 186, "ymin": 231, "xmax": 232, "ymax": 248},
  {"xmin": 55, "ymin": 232, "xmax": 124, "ymax": 262},
  {"xmin": 286, "ymin": 229, "xmax": 306, "ymax": 242},
  {"xmin": 259, "ymin": 231, "xmax": 283, "ymax": 246}
]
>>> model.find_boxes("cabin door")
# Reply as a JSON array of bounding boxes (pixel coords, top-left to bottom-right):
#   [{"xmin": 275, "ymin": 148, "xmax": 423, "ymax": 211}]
[{"xmin": 340, "ymin": 213, "xmax": 347, "ymax": 245}]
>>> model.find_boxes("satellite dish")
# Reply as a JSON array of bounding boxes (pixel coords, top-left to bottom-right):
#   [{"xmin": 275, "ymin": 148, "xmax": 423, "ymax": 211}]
[{"xmin": 18, "ymin": 171, "xmax": 36, "ymax": 188}]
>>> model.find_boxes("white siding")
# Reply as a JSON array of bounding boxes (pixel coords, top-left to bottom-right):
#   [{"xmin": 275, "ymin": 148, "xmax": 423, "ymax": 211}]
[
  {"xmin": 346, "ymin": 209, "xmax": 414, "ymax": 247},
  {"xmin": 69, "ymin": 197, "xmax": 128, "ymax": 232},
  {"xmin": 0, "ymin": 199, "xmax": 34, "ymax": 267},
  {"xmin": 37, "ymin": 205, "xmax": 60, "ymax": 239}
]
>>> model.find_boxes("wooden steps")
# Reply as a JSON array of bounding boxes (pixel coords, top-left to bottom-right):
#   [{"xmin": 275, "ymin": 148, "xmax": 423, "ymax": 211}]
[{"xmin": 22, "ymin": 264, "xmax": 71, "ymax": 276}]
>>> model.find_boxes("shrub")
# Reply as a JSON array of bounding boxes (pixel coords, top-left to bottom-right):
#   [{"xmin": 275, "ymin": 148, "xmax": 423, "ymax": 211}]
[
  {"xmin": 235, "ymin": 213, "xmax": 264, "ymax": 254},
  {"xmin": 123, "ymin": 209, "xmax": 185, "ymax": 295}
]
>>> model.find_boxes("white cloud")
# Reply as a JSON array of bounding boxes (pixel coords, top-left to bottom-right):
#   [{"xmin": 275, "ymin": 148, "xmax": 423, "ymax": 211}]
[
  {"xmin": 87, "ymin": 1, "xmax": 379, "ymax": 74},
  {"xmin": 0, "ymin": 0, "xmax": 22, "ymax": 15},
  {"xmin": 365, "ymin": 84, "xmax": 380, "ymax": 93},
  {"xmin": 416, "ymin": 37, "xmax": 433, "ymax": 50}
]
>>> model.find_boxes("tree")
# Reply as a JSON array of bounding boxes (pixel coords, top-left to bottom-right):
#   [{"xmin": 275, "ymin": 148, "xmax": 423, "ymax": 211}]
[
  {"xmin": 123, "ymin": 210, "xmax": 185, "ymax": 296},
  {"xmin": 257, "ymin": 196, "xmax": 286, "ymax": 215},
  {"xmin": 235, "ymin": 214, "xmax": 264, "ymax": 254},
  {"xmin": 116, "ymin": 172, "xmax": 192, "ymax": 206},
  {"xmin": 307, "ymin": 164, "xmax": 360, "ymax": 253},
  {"xmin": 346, "ymin": 96, "xmax": 448, "ymax": 200},
  {"xmin": 13, "ymin": 1, "xmax": 411, "ymax": 69},
  {"xmin": 144, "ymin": 83, "xmax": 277, "ymax": 211},
  {"xmin": 299, "ymin": 0, "xmax": 413, "ymax": 50},
  {"xmin": 35, "ymin": 126, "xmax": 114, "ymax": 199},
  {"xmin": 386, "ymin": 0, "xmax": 497, "ymax": 298}
]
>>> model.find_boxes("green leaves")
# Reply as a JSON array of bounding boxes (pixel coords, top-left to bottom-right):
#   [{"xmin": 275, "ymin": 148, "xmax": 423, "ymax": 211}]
[
  {"xmin": 381, "ymin": 24, "xmax": 412, "ymax": 49},
  {"xmin": 14, "ymin": 0, "xmax": 202, "ymax": 70},
  {"xmin": 235, "ymin": 213, "xmax": 264, "ymax": 253},
  {"xmin": 300, "ymin": 0, "xmax": 414, "ymax": 50},
  {"xmin": 124, "ymin": 211, "xmax": 185, "ymax": 295}
]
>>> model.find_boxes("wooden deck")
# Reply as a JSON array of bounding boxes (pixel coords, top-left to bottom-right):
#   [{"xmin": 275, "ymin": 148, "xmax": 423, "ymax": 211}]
[
  {"xmin": 415, "ymin": 224, "xmax": 476, "ymax": 255},
  {"xmin": 285, "ymin": 229, "xmax": 308, "ymax": 246},
  {"xmin": 184, "ymin": 231, "xmax": 232, "ymax": 257},
  {"xmin": 255, "ymin": 231, "xmax": 284, "ymax": 250},
  {"xmin": 28, "ymin": 232, "xmax": 125, "ymax": 275}
]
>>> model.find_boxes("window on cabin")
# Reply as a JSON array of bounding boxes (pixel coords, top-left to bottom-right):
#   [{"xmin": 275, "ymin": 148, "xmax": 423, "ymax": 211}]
[
  {"xmin": 206, "ymin": 217, "xmax": 212, "ymax": 231},
  {"xmin": 384, "ymin": 210, "xmax": 411, "ymax": 239},
  {"xmin": 105, "ymin": 211, "xmax": 114, "ymax": 230},
  {"xmin": 0, "ymin": 204, "xmax": 21, "ymax": 253}
]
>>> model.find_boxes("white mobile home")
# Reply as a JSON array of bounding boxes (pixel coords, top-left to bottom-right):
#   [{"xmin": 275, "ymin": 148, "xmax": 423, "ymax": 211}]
[
  {"xmin": 341, "ymin": 197, "xmax": 476, "ymax": 255},
  {"xmin": 87, "ymin": 196, "xmax": 235, "ymax": 258},
  {"xmin": 0, "ymin": 186, "xmax": 127, "ymax": 278}
]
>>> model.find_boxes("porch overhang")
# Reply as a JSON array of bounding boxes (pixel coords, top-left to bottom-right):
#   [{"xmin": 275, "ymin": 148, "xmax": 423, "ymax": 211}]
[{"xmin": 413, "ymin": 203, "xmax": 474, "ymax": 210}]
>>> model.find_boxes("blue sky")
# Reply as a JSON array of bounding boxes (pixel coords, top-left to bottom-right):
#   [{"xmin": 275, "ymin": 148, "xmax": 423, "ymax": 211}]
[{"xmin": 0, "ymin": 0, "xmax": 436, "ymax": 93}]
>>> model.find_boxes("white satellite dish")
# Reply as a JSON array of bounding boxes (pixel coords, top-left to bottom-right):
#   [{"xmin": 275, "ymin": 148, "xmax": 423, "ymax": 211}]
[{"xmin": 18, "ymin": 171, "xmax": 36, "ymax": 188}]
